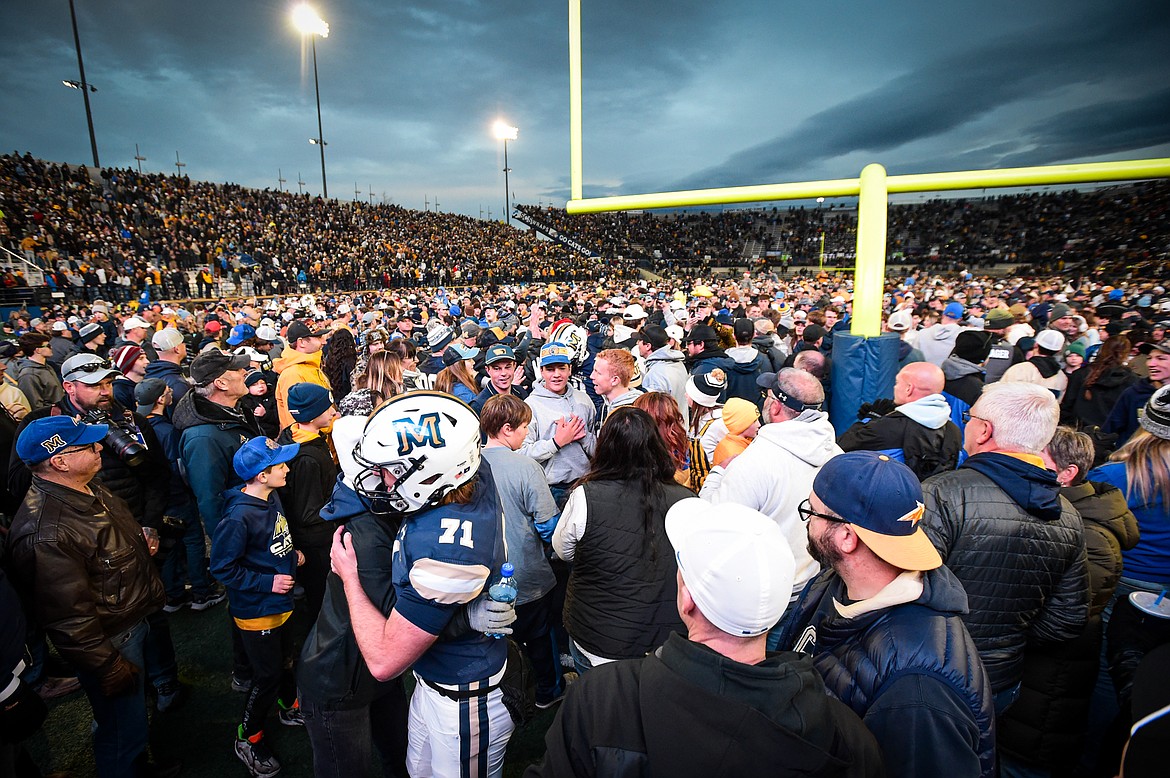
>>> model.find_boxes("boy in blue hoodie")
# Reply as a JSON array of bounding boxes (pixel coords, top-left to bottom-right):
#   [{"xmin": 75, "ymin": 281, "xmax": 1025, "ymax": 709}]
[{"xmin": 211, "ymin": 436, "xmax": 303, "ymax": 778}]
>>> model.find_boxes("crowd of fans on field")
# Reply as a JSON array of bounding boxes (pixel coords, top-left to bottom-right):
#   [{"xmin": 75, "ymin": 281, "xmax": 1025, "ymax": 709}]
[{"xmin": 1, "ymin": 152, "xmax": 1170, "ymax": 778}]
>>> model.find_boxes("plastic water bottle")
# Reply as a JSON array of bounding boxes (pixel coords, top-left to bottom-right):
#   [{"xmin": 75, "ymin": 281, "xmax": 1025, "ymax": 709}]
[{"xmin": 485, "ymin": 563, "xmax": 517, "ymax": 639}]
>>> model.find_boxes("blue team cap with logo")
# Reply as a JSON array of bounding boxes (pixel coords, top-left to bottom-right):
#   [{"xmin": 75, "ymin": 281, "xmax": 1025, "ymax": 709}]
[
  {"xmin": 539, "ymin": 342, "xmax": 573, "ymax": 367},
  {"xmin": 233, "ymin": 436, "xmax": 300, "ymax": 481},
  {"xmin": 17, "ymin": 416, "xmax": 108, "ymax": 466}
]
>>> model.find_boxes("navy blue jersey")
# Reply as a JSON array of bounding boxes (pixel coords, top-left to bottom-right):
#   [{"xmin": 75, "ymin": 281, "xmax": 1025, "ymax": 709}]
[{"xmin": 392, "ymin": 461, "xmax": 507, "ymax": 684}]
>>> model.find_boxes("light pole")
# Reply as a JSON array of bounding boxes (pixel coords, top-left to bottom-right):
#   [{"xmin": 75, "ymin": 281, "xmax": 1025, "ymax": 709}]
[
  {"xmin": 134, "ymin": 144, "xmax": 146, "ymax": 173},
  {"xmin": 293, "ymin": 4, "xmax": 329, "ymax": 198},
  {"xmin": 493, "ymin": 120, "xmax": 518, "ymax": 225},
  {"xmin": 65, "ymin": 0, "xmax": 99, "ymax": 167}
]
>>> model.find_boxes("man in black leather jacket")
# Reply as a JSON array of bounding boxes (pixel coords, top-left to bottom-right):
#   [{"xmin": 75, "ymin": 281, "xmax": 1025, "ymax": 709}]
[{"xmin": 6, "ymin": 416, "xmax": 168, "ymax": 778}]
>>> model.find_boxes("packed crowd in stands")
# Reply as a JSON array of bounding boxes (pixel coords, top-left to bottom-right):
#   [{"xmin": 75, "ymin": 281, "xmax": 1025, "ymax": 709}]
[
  {"xmin": 519, "ymin": 180, "xmax": 1168, "ymax": 276},
  {"xmin": 1, "ymin": 151, "xmax": 1170, "ymax": 778},
  {"xmin": 0, "ymin": 153, "xmax": 630, "ymax": 303}
]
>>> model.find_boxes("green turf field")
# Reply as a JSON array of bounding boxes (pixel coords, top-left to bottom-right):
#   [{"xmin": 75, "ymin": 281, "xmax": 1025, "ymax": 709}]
[{"xmin": 27, "ymin": 601, "xmax": 559, "ymax": 777}]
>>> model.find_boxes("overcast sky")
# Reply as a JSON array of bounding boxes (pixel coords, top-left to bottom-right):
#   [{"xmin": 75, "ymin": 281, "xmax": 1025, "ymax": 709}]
[{"xmin": 3, "ymin": 1, "xmax": 1168, "ymax": 218}]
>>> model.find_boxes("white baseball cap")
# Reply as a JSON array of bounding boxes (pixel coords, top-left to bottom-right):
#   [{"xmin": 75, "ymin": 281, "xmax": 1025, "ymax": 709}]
[
  {"xmin": 1035, "ymin": 329, "xmax": 1065, "ymax": 352},
  {"xmin": 887, "ymin": 309, "xmax": 913, "ymax": 332},
  {"xmin": 151, "ymin": 327, "xmax": 185, "ymax": 351},
  {"xmin": 622, "ymin": 303, "xmax": 647, "ymax": 321},
  {"xmin": 234, "ymin": 346, "xmax": 266, "ymax": 363},
  {"xmin": 123, "ymin": 316, "xmax": 150, "ymax": 331},
  {"xmin": 665, "ymin": 498, "xmax": 795, "ymax": 637}
]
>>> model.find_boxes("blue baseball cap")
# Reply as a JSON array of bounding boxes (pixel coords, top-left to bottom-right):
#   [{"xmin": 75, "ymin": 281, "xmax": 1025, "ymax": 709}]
[
  {"xmin": 226, "ymin": 323, "xmax": 257, "ymax": 346},
  {"xmin": 233, "ymin": 436, "xmax": 300, "ymax": 482},
  {"xmin": 943, "ymin": 302, "xmax": 965, "ymax": 320},
  {"xmin": 442, "ymin": 343, "xmax": 480, "ymax": 367},
  {"xmin": 812, "ymin": 452, "xmax": 941, "ymax": 571},
  {"xmin": 539, "ymin": 342, "xmax": 573, "ymax": 367},
  {"xmin": 17, "ymin": 416, "xmax": 108, "ymax": 466}
]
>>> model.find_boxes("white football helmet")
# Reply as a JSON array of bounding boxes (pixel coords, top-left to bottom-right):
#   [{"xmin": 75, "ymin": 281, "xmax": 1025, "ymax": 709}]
[
  {"xmin": 547, "ymin": 320, "xmax": 588, "ymax": 365},
  {"xmin": 353, "ymin": 391, "xmax": 482, "ymax": 514}
]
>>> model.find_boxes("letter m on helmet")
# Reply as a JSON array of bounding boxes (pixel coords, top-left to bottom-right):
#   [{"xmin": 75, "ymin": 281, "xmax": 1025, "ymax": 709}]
[{"xmin": 393, "ymin": 412, "xmax": 446, "ymax": 455}]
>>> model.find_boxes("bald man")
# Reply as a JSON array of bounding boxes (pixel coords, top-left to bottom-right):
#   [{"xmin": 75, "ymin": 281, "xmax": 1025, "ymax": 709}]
[{"xmin": 837, "ymin": 362, "xmax": 962, "ymax": 480}]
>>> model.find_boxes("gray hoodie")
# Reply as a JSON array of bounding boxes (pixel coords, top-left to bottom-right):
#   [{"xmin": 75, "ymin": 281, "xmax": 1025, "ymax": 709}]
[
  {"xmin": 14, "ymin": 358, "xmax": 64, "ymax": 409},
  {"xmin": 520, "ymin": 380, "xmax": 597, "ymax": 485},
  {"xmin": 641, "ymin": 346, "xmax": 689, "ymax": 425},
  {"xmin": 917, "ymin": 323, "xmax": 964, "ymax": 367}
]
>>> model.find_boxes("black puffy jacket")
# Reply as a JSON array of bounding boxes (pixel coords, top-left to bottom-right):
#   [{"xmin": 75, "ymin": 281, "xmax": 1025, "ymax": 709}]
[
  {"xmin": 784, "ymin": 566, "xmax": 995, "ymax": 778},
  {"xmin": 921, "ymin": 453, "xmax": 1090, "ymax": 692},
  {"xmin": 837, "ymin": 411, "xmax": 962, "ymax": 481},
  {"xmin": 997, "ymin": 480, "xmax": 1139, "ymax": 770}
]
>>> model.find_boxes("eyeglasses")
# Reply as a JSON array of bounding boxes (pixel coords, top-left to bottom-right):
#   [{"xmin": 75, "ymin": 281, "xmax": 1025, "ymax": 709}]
[
  {"xmin": 961, "ymin": 411, "xmax": 990, "ymax": 425},
  {"xmin": 798, "ymin": 498, "xmax": 847, "ymax": 524},
  {"xmin": 57, "ymin": 442, "xmax": 98, "ymax": 456}
]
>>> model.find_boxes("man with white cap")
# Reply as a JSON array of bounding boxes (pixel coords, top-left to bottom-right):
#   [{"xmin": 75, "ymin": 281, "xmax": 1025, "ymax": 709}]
[
  {"xmin": 783, "ymin": 451, "xmax": 995, "ymax": 778},
  {"xmin": 526, "ymin": 498, "xmax": 882, "ymax": 777},
  {"xmin": 144, "ymin": 328, "xmax": 192, "ymax": 408},
  {"xmin": 884, "ymin": 308, "xmax": 925, "ymax": 368},
  {"xmin": 114, "ymin": 315, "xmax": 159, "ymax": 362},
  {"xmin": 47, "ymin": 320, "xmax": 79, "ymax": 375}
]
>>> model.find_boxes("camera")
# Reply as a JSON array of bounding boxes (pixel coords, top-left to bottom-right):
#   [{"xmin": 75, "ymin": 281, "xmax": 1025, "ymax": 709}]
[{"xmin": 82, "ymin": 410, "xmax": 147, "ymax": 466}]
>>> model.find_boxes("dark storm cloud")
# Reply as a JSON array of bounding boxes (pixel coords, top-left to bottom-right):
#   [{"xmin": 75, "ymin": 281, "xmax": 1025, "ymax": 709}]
[
  {"xmin": 673, "ymin": 3, "xmax": 1170, "ymax": 191},
  {"xmin": 1, "ymin": 1, "xmax": 1167, "ymax": 213}
]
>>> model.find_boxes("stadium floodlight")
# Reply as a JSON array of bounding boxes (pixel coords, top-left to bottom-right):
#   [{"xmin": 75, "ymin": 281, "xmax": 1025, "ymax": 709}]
[
  {"xmin": 493, "ymin": 121, "xmax": 518, "ymax": 141},
  {"xmin": 292, "ymin": 4, "xmax": 329, "ymax": 37},
  {"xmin": 493, "ymin": 121, "xmax": 519, "ymax": 224},
  {"xmin": 294, "ymin": 4, "xmax": 330, "ymax": 198},
  {"xmin": 62, "ymin": 80, "xmax": 97, "ymax": 92},
  {"xmin": 308, "ymin": 138, "xmax": 327, "ymax": 146}
]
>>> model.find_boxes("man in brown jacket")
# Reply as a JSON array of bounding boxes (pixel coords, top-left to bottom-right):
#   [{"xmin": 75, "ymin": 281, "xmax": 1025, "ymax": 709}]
[{"xmin": 6, "ymin": 416, "xmax": 172, "ymax": 778}]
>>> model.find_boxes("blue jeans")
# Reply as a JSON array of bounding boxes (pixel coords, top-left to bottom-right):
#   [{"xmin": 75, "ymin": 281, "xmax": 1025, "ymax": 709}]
[
  {"xmin": 1078, "ymin": 576, "xmax": 1164, "ymax": 774},
  {"xmin": 514, "ymin": 593, "xmax": 564, "ymax": 703},
  {"xmin": 160, "ymin": 502, "xmax": 213, "ymax": 599},
  {"xmin": 76, "ymin": 620, "xmax": 149, "ymax": 778},
  {"xmin": 567, "ymin": 639, "xmax": 600, "ymax": 675},
  {"xmin": 302, "ymin": 684, "xmax": 409, "ymax": 778}
]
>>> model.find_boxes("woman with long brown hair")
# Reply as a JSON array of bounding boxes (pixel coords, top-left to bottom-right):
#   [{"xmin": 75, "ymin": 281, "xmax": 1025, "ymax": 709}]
[
  {"xmin": 434, "ymin": 346, "xmax": 479, "ymax": 404},
  {"xmin": 1061, "ymin": 336, "xmax": 1136, "ymax": 429},
  {"xmin": 338, "ymin": 351, "xmax": 403, "ymax": 417},
  {"xmin": 633, "ymin": 391, "xmax": 691, "ymax": 487},
  {"xmin": 552, "ymin": 407, "xmax": 694, "ymax": 672},
  {"xmin": 321, "ymin": 328, "xmax": 358, "ymax": 399}
]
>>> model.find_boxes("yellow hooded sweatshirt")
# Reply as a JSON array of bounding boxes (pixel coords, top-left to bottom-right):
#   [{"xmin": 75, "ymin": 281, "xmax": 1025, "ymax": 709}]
[{"xmin": 274, "ymin": 348, "xmax": 331, "ymax": 432}]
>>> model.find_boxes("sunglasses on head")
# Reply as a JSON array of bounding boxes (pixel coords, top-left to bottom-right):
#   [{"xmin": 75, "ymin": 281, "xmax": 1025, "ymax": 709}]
[{"xmin": 69, "ymin": 359, "xmax": 113, "ymax": 374}]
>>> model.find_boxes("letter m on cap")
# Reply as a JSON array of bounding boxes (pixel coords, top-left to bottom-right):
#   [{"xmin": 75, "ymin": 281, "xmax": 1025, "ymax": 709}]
[
  {"xmin": 394, "ymin": 412, "xmax": 445, "ymax": 456},
  {"xmin": 41, "ymin": 434, "xmax": 67, "ymax": 454}
]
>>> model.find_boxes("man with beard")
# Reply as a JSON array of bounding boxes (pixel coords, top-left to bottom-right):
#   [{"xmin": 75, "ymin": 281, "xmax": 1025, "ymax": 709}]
[{"xmin": 783, "ymin": 451, "xmax": 995, "ymax": 778}]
